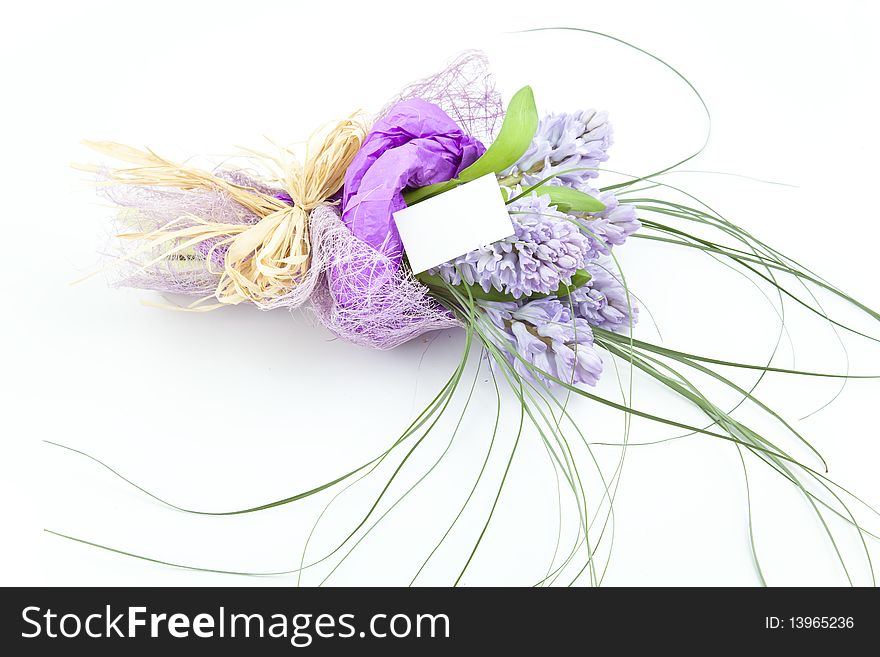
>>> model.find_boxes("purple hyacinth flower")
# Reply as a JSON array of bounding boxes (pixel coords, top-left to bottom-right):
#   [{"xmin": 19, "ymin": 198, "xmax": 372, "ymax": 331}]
[
  {"xmin": 565, "ymin": 260, "xmax": 638, "ymax": 332},
  {"xmin": 502, "ymin": 110, "xmax": 613, "ymax": 189},
  {"xmin": 480, "ymin": 298, "xmax": 603, "ymax": 387},
  {"xmin": 431, "ymin": 193, "xmax": 595, "ymax": 299}
]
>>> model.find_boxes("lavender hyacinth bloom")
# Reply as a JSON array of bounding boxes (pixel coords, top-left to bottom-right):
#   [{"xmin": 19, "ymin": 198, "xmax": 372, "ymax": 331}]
[
  {"xmin": 499, "ymin": 109, "xmax": 638, "ymax": 252},
  {"xmin": 431, "ymin": 193, "xmax": 594, "ymax": 299},
  {"xmin": 501, "ymin": 110, "xmax": 612, "ymax": 189},
  {"xmin": 583, "ymin": 189, "xmax": 641, "ymax": 248},
  {"xmin": 480, "ymin": 298, "xmax": 603, "ymax": 387},
  {"xmin": 564, "ymin": 260, "xmax": 637, "ymax": 332}
]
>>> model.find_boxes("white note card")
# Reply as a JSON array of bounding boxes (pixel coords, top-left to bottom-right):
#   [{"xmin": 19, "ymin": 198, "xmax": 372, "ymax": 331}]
[{"xmin": 393, "ymin": 174, "xmax": 515, "ymax": 274}]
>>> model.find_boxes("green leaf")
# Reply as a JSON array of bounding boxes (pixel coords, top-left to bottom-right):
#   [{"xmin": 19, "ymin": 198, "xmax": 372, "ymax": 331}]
[
  {"xmin": 401, "ymin": 179, "xmax": 453, "ymax": 207},
  {"xmin": 552, "ymin": 269, "xmax": 592, "ymax": 296},
  {"xmin": 526, "ymin": 185, "xmax": 605, "ymax": 213},
  {"xmin": 416, "ymin": 268, "xmax": 591, "ymax": 303},
  {"xmin": 404, "ymin": 86, "xmax": 539, "ymax": 206}
]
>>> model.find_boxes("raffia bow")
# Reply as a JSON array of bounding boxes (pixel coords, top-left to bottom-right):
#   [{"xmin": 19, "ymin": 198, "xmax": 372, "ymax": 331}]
[{"xmin": 83, "ymin": 115, "xmax": 367, "ymax": 309}]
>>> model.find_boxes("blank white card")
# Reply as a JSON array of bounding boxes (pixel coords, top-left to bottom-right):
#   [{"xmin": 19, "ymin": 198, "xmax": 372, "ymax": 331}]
[{"xmin": 393, "ymin": 174, "xmax": 515, "ymax": 274}]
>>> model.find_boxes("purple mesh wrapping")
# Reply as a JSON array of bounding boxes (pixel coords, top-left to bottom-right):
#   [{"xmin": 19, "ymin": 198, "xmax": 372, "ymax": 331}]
[
  {"xmin": 99, "ymin": 175, "xmax": 261, "ymax": 295},
  {"xmin": 309, "ymin": 205, "xmax": 459, "ymax": 349},
  {"xmin": 378, "ymin": 50, "xmax": 503, "ymax": 143}
]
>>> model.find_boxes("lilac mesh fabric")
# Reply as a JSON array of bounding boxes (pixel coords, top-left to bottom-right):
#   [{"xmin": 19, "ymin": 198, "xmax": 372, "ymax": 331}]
[
  {"xmin": 379, "ymin": 50, "xmax": 503, "ymax": 143},
  {"xmin": 309, "ymin": 205, "xmax": 459, "ymax": 349},
  {"xmin": 100, "ymin": 176, "xmax": 261, "ymax": 295}
]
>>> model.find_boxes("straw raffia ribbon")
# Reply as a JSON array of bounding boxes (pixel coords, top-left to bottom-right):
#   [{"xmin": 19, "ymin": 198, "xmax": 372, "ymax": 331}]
[{"xmin": 82, "ymin": 115, "xmax": 367, "ymax": 309}]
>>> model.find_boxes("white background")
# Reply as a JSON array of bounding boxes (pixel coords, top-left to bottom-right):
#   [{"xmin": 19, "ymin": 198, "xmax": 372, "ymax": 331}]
[{"xmin": 3, "ymin": 0, "xmax": 880, "ymax": 586}]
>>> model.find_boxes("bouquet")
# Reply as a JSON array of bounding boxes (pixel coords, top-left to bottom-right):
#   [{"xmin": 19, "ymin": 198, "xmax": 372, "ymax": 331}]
[{"xmin": 63, "ymin": 36, "xmax": 880, "ymax": 586}]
